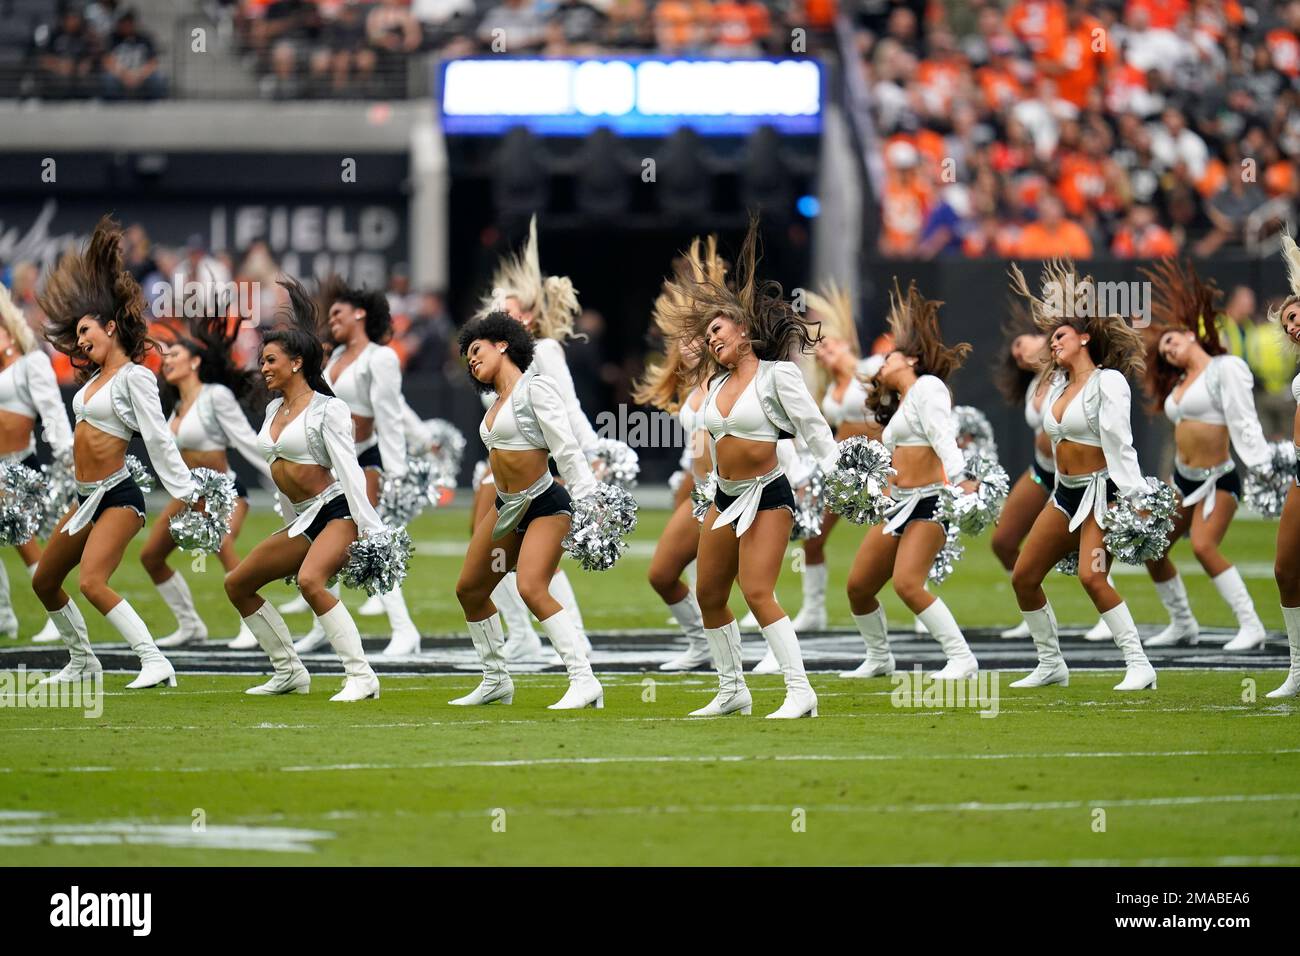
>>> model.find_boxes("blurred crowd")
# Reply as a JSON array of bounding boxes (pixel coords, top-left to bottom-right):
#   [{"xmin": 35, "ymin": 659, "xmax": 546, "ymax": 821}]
[
  {"xmin": 31, "ymin": 1, "xmax": 167, "ymax": 99},
  {"xmin": 862, "ymin": 0, "xmax": 1300, "ymax": 259},
  {"xmin": 229, "ymin": 0, "xmax": 834, "ymax": 98}
]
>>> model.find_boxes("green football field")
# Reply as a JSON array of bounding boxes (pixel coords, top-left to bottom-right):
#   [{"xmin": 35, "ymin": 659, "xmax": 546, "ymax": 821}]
[{"xmin": 1, "ymin": 506, "xmax": 1297, "ymax": 866}]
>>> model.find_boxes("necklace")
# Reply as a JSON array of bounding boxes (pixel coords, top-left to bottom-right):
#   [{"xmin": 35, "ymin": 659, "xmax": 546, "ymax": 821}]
[{"xmin": 280, "ymin": 389, "xmax": 312, "ymax": 417}]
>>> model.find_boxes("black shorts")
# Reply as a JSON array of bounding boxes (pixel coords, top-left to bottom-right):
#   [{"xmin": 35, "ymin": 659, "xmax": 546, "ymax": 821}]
[
  {"xmin": 885, "ymin": 492, "xmax": 942, "ymax": 536},
  {"xmin": 300, "ymin": 494, "xmax": 353, "ymax": 542},
  {"xmin": 357, "ymin": 444, "xmax": 383, "ymax": 472},
  {"xmin": 496, "ymin": 482, "xmax": 573, "ymax": 533},
  {"xmin": 1031, "ymin": 458, "xmax": 1054, "ymax": 488},
  {"xmin": 76, "ymin": 478, "xmax": 146, "ymax": 525},
  {"xmin": 714, "ymin": 474, "xmax": 797, "ymax": 518},
  {"xmin": 234, "ymin": 476, "xmax": 249, "ymax": 499},
  {"xmin": 1173, "ymin": 467, "xmax": 1240, "ymax": 502},
  {"xmin": 1051, "ymin": 477, "xmax": 1117, "ymax": 519},
  {"xmin": 19, "ymin": 454, "xmax": 39, "ymax": 471}
]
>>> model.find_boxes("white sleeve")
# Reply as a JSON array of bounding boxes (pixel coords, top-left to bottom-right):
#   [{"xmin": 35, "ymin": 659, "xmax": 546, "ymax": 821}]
[
  {"xmin": 24, "ymin": 351, "xmax": 72, "ymax": 457},
  {"xmin": 531, "ymin": 375, "xmax": 598, "ymax": 499},
  {"xmin": 321, "ymin": 398, "xmax": 383, "ymax": 534},
  {"xmin": 914, "ymin": 377, "xmax": 967, "ymax": 482},
  {"xmin": 211, "ymin": 385, "xmax": 272, "ymax": 480},
  {"xmin": 400, "ymin": 396, "xmax": 433, "ymax": 453},
  {"xmin": 368, "ymin": 347, "xmax": 408, "ymax": 478},
  {"xmin": 1217, "ymin": 356, "xmax": 1271, "ymax": 470},
  {"xmin": 1096, "ymin": 370, "xmax": 1148, "ymax": 499},
  {"xmin": 126, "ymin": 365, "xmax": 196, "ymax": 501},
  {"xmin": 771, "ymin": 361, "xmax": 839, "ymax": 473},
  {"xmin": 533, "ymin": 339, "xmax": 600, "ymax": 455}
]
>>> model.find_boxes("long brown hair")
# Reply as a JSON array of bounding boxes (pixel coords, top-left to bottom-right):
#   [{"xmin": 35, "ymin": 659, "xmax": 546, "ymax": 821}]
[
  {"xmin": 38, "ymin": 215, "xmax": 155, "ymax": 381},
  {"xmin": 632, "ymin": 235, "xmax": 726, "ymax": 412},
  {"xmin": 1010, "ymin": 259, "xmax": 1146, "ymax": 381},
  {"xmin": 657, "ymin": 215, "xmax": 822, "ymax": 392},
  {"xmin": 1140, "ymin": 257, "xmax": 1223, "ymax": 409},
  {"xmin": 995, "ymin": 290, "xmax": 1048, "ymax": 405},
  {"xmin": 866, "ymin": 278, "xmax": 971, "ymax": 426}
]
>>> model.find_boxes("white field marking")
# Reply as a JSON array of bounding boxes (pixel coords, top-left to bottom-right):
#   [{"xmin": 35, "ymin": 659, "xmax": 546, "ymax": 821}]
[
  {"xmin": 896, "ymin": 855, "xmax": 1300, "ymax": 868},
  {"xmin": 0, "ymin": 822, "xmax": 332, "ymax": 852},
  {"xmin": 6, "ymin": 746, "xmax": 1299, "ymax": 776},
  {"xmin": 0, "ymin": 811, "xmax": 48, "ymax": 820}
]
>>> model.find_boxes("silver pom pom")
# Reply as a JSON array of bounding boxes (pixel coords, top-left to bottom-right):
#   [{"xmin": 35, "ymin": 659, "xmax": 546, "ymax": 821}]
[
  {"xmin": 0, "ymin": 461, "xmax": 46, "ymax": 546},
  {"xmin": 823, "ymin": 436, "xmax": 896, "ymax": 525},
  {"xmin": 1103, "ymin": 479, "xmax": 1179, "ymax": 565},
  {"xmin": 1054, "ymin": 551, "xmax": 1079, "ymax": 576},
  {"xmin": 592, "ymin": 438, "xmax": 640, "ymax": 489},
  {"xmin": 790, "ymin": 467, "xmax": 825, "ymax": 541},
  {"xmin": 422, "ymin": 418, "xmax": 467, "ymax": 478},
  {"xmin": 472, "ymin": 459, "xmax": 491, "ymax": 493},
  {"xmin": 937, "ymin": 452, "xmax": 1011, "ymax": 537},
  {"xmin": 563, "ymin": 484, "xmax": 638, "ymax": 571},
  {"xmin": 955, "ymin": 405, "xmax": 998, "ymax": 466},
  {"xmin": 38, "ymin": 457, "xmax": 76, "ymax": 537},
  {"xmin": 125, "ymin": 455, "xmax": 155, "ymax": 493},
  {"xmin": 168, "ymin": 468, "xmax": 237, "ymax": 554},
  {"xmin": 379, "ymin": 455, "xmax": 456, "ymax": 527},
  {"xmin": 668, "ymin": 469, "xmax": 688, "ymax": 496},
  {"xmin": 691, "ymin": 474, "xmax": 716, "ymax": 524},
  {"xmin": 340, "ymin": 526, "xmax": 414, "ymax": 596},
  {"xmin": 1243, "ymin": 441, "xmax": 1295, "ymax": 518},
  {"xmin": 928, "ymin": 522, "xmax": 964, "ymax": 586}
]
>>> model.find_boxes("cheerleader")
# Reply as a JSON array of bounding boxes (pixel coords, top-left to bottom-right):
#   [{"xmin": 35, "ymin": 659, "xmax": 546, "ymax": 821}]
[
  {"xmin": 1008, "ymin": 262, "xmax": 1156, "ymax": 692},
  {"xmin": 472, "ymin": 217, "xmax": 601, "ymax": 662},
  {"xmin": 32, "ymin": 217, "xmax": 202, "ymax": 689},
  {"xmin": 841, "ymin": 280, "xmax": 980, "ymax": 680},
  {"xmin": 631, "ymin": 237, "xmax": 720, "ymax": 672},
  {"xmin": 144, "ymin": 314, "xmax": 271, "ymax": 649},
  {"xmin": 658, "ymin": 218, "xmax": 839, "ymax": 718},
  {"xmin": 1139, "ymin": 260, "xmax": 1271, "ymax": 650},
  {"xmin": 0, "ymin": 282, "xmax": 73, "ymax": 644},
  {"xmin": 452, "ymin": 312, "xmax": 602, "ymax": 709},
  {"xmin": 1267, "ymin": 235, "xmax": 1300, "ymax": 698},
  {"xmin": 223, "ymin": 278, "xmax": 382, "ymax": 701},
  {"xmin": 290, "ymin": 276, "xmax": 421, "ymax": 658},
  {"xmin": 786, "ymin": 282, "xmax": 881, "ymax": 633}
]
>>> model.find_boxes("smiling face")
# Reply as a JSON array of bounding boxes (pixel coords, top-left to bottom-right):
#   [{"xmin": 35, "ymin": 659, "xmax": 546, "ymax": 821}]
[
  {"xmin": 876, "ymin": 349, "xmax": 916, "ymax": 388},
  {"xmin": 162, "ymin": 342, "xmax": 201, "ymax": 386},
  {"xmin": 705, "ymin": 315, "xmax": 747, "ymax": 367},
  {"xmin": 1282, "ymin": 301, "xmax": 1300, "ymax": 346},
  {"xmin": 1157, "ymin": 329, "xmax": 1197, "ymax": 369},
  {"xmin": 465, "ymin": 338, "xmax": 508, "ymax": 386},
  {"xmin": 815, "ymin": 335, "xmax": 852, "ymax": 372},
  {"xmin": 259, "ymin": 342, "xmax": 299, "ymax": 393},
  {"xmin": 326, "ymin": 299, "xmax": 363, "ymax": 344},
  {"xmin": 1048, "ymin": 323, "xmax": 1090, "ymax": 367},
  {"xmin": 1010, "ymin": 333, "xmax": 1047, "ymax": 370},
  {"xmin": 75, "ymin": 315, "xmax": 116, "ymax": 367}
]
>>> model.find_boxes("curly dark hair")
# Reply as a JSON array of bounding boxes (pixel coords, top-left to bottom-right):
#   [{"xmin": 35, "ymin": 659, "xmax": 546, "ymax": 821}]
[
  {"xmin": 37, "ymin": 215, "xmax": 156, "ymax": 382},
  {"xmin": 320, "ymin": 274, "xmax": 393, "ymax": 344},
  {"xmin": 458, "ymin": 312, "xmax": 536, "ymax": 393},
  {"xmin": 261, "ymin": 277, "xmax": 335, "ymax": 397},
  {"xmin": 161, "ymin": 309, "xmax": 266, "ymax": 414},
  {"xmin": 866, "ymin": 278, "xmax": 971, "ymax": 427},
  {"xmin": 1140, "ymin": 258, "xmax": 1223, "ymax": 411}
]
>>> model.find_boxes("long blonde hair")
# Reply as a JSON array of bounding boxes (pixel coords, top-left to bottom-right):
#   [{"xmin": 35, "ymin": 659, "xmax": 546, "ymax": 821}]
[
  {"xmin": 476, "ymin": 215, "xmax": 581, "ymax": 343},
  {"xmin": 632, "ymin": 235, "xmax": 726, "ymax": 412},
  {"xmin": 1009, "ymin": 259, "xmax": 1146, "ymax": 380},
  {"xmin": 0, "ymin": 282, "xmax": 38, "ymax": 355},
  {"xmin": 805, "ymin": 280, "xmax": 858, "ymax": 397},
  {"xmin": 1268, "ymin": 231, "xmax": 1300, "ymax": 350}
]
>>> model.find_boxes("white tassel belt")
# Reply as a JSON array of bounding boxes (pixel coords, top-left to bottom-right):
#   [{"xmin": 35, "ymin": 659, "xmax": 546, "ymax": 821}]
[
  {"xmin": 1174, "ymin": 458, "xmax": 1235, "ymax": 518},
  {"xmin": 493, "ymin": 471, "xmax": 554, "ymax": 539},
  {"xmin": 1055, "ymin": 468, "xmax": 1111, "ymax": 532},
  {"xmin": 881, "ymin": 481, "xmax": 946, "ymax": 535},
  {"xmin": 284, "ymin": 482, "xmax": 344, "ymax": 538},
  {"xmin": 712, "ymin": 464, "xmax": 784, "ymax": 538},
  {"xmin": 65, "ymin": 465, "xmax": 134, "ymax": 537}
]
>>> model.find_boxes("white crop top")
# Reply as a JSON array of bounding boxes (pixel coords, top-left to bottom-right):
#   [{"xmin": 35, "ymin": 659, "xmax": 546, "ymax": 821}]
[
  {"xmin": 1024, "ymin": 374, "xmax": 1050, "ymax": 432},
  {"xmin": 1164, "ymin": 371, "xmax": 1223, "ymax": 425},
  {"xmin": 1041, "ymin": 367, "xmax": 1147, "ymax": 499},
  {"xmin": 1161, "ymin": 355, "xmax": 1269, "ymax": 468},
  {"xmin": 0, "ymin": 351, "xmax": 73, "ymax": 457},
  {"xmin": 822, "ymin": 376, "xmax": 870, "ymax": 428},
  {"xmin": 479, "ymin": 390, "xmax": 539, "ymax": 452},
  {"xmin": 704, "ymin": 376, "xmax": 781, "ymax": 443},
  {"xmin": 1043, "ymin": 381, "xmax": 1099, "ymax": 447},
  {"xmin": 257, "ymin": 405, "xmax": 316, "ymax": 465},
  {"xmin": 677, "ymin": 386, "xmax": 708, "ymax": 471},
  {"xmin": 1294, "ymin": 370, "xmax": 1300, "ymax": 405},
  {"xmin": 324, "ymin": 342, "xmax": 408, "ymax": 478},
  {"xmin": 70, "ymin": 363, "xmax": 197, "ymax": 501},
  {"xmin": 879, "ymin": 375, "xmax": 967, "ymax": 481}
]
